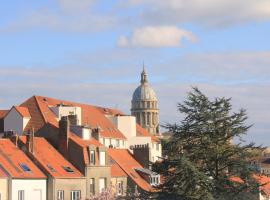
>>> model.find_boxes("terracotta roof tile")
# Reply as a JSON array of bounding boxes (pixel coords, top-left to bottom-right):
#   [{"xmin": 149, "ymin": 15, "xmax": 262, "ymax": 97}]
[
  {"xmin": 0, "ymin": 168, "xmax": 7, "ymax": 178},
  {"xmin": 14, "ymin": 106, "xmax": 31, "ymax": 118},
  {"xmin": 21, "ymin": 96, "xmax": 126, "ymax": 139},
  {"xmin": 255, "ymin": 175, "xmax": 270, "ymax": 196},
  {"xmin": 111, "ymin": 162, "xmax": 127, "ymax": 177},
  {"xmin": 0, "ymin": 110, "xmax": 8, "ymax": 119},
  {"xmin": 19, "ymin": 136, "xmax": 83, "ymax": 178},
  {"xmin": 108, "ymin": 148, "xmax": 153, "ymax": 192},
  {"xmin": 68, "ymin": 132, "xmax": 102, "ymax": 165},
  {"xmin": 230, "ymin": 175, "xmax": 270, "ymax": 196},
  {"xmin": 0, "ymin": 139, "xmax": 46, "ymax": 179},
  {"xmin": 20, "ymin": 96, "xmax": 47, "ymax": 133},
  {"xmin": 136, "ymin": 124, "xmax": 159, "ymax": 142}
]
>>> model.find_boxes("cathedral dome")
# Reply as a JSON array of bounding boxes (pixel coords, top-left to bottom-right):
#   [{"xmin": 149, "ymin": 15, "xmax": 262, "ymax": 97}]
[
  {"xmin": 132, "ymin": 84, "xmax": 157, "ymax": 102},
  {"xmin": 132, "ymin": 68, "xmax": 157, "ymax": 102}
]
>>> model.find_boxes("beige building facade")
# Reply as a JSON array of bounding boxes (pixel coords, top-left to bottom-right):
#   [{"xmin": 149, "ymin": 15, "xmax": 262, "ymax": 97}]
[{"xmin": 0, "ymin": 174, "xmax": 8, "ymax": 200}]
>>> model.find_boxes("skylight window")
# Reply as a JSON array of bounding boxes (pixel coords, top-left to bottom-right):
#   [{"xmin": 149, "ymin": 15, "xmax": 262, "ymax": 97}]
[
  {"xmin": 63, "ymin": 166, "xmax": 74, "ymax": 173},
  {"xmin": 19, "ymin": 163, "xmax": 31, "ymax": 172}
]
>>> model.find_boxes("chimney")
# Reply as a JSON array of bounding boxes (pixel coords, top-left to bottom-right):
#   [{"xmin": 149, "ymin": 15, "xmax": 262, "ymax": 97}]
[
  {"xmin": 58, "ymin": 116, "xmax": 70, "ymax": 158},
  {"xmin": 92, "ymin": 127, "xmax": 101, "ymax": 141},
  {"xmin": 26, "ymin": 128, "xmax": 35, "ymax": 154},
  {"xmin": 68, "ymin": 114, "xmax": 78, "ymax": 126},
  {"xmin": 133, "ymin": 144, "xmax": 150, "ymax": 168}
]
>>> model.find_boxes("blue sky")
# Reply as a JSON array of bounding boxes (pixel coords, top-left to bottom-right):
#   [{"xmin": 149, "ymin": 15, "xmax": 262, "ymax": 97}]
[{"xmin": 0, "ymin": 0, "xmax": 270, "ymax": 145}]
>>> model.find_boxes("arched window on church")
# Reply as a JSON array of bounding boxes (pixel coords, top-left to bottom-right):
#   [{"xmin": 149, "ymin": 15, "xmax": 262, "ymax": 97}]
[
  {"xmin": 137, "ymin": 113, "xmax": 140, "ymax": 124},
  {"xmin": 147, "ymin": 101, "xmax": 150, "ymax": 108}
]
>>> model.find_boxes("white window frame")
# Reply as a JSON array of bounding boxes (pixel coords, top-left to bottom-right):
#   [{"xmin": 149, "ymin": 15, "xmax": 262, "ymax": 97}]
[
  {"xmin": 57, "ymin": 190, "xmax": 64, "ymax": 200},
  {"xmin": 71, "ymin": 190, "xmax": 80, "ymax": 200},
  {"xmin": 18, "ymin": 190, "xmax": 25, "ymax": 200},
  {"xmin": 150, "ymin": 175, "xmax": 160, "ymax": 186}
]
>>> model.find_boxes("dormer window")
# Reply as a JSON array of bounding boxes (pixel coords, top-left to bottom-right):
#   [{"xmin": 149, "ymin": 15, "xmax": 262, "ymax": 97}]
[{"xmin": 150, "ymin": 175, "xmax": 160, "ymax": 186}]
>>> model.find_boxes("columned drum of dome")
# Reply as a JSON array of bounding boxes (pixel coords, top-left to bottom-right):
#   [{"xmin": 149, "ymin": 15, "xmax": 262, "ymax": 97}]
[{"xmin": 131, "ymin": 68, "xmax": 159, "ymax": 135}]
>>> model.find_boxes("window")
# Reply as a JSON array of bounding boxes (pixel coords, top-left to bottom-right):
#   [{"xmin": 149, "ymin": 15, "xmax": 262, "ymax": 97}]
[
  {"xmin": 90, "ymin": 150, "xmax": 95, "ymax": 165},
  {"xmin": 19, "ymin": 163, "xmax": 31, "ymax": 172},
  {"xmin": 117, "ymin": 181, "xmax": 124, "ymax": 195},
  {"xmin": 71, "ymin": 190, "xmax": 80, "ymax": 200},
  {"xmin": 99, "ymin": 178, "xmax": 106, "ymax": 193},
  {"xmin": 18, "ymin": 190, "xmax": 24, "ymax": 200},
  {"xmin": 99, "ymin": 151, "xmax": 106, "ymax": 166},
  {"xmin": 150, "ymin": 175, "xmax": 160, "ymax": 186},
  {"xmin": 90, "ymin": 178, "xmax": 95, "ymax": 195},
  {"xmin": 57, "ymin": 190, "xmax": 64, "ymax": 200}
]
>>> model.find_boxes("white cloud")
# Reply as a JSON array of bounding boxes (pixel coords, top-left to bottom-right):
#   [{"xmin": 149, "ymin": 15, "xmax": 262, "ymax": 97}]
[
  {"xmin": 126, "ymin": 0, "xmax": 270, "ymax": 27},
  {"xmin": 0, "ymin": 1, "xmax": 116, "ymax": 33},
  {"xmin": 118, "ymin": 26, "xmax": 197, "ymax": 48}
]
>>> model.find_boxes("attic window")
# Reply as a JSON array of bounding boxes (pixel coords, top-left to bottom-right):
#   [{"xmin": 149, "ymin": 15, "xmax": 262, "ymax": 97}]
[
  {"xmin": 63, "ymin": 166, "xmax": 74, "ymax": 173},
  {"xmin": 47, "ymin": 164, "xmax": 57, "ymax": 172},
  {"xmin": 20, "ymin": 163, "xmax": 31, "ymax": 172}
]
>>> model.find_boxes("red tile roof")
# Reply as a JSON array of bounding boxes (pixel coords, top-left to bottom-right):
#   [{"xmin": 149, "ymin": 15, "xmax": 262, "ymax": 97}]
[
  {"xmin": 255, "ymin": 175, "xmax": 270, "ymax": 196},
  {"xmin": 14, "ymin": 106, "xmax": 31, "ymax": 118},
  {"xmin": 0, "ymin": 139, "xmax": 46, "ymax": 179},
  {"xmin": 69, "ymin": 132, "xmax": 103, "ymax": 165},
  {"xmin": 19, "ymin": 136, "xmax": 83, "ymax": 178},
  {"xmin": 0, "ymin": 168, "xmax": 7, "ymax": 178},
  {"xmin": 230, "ymin": 175, "xmax": 270, "ymax": 196},
  {"xmin": 20, "ymin": 96, "xmax": 126, "ymax": 139},
  {"xmin": 108, "ymin": 148, "xmax": 153, "ymax": 192},
  {"xmin": 0, "ymin": 110, "xmax": 8, "ymax": 119},
  {"xmin": 136, "ymin": 124, "xmax": 159, "ymax": 142},
  {"xmin": 111, "ymin": 162, "xmax": 127, "ymax": 177}
]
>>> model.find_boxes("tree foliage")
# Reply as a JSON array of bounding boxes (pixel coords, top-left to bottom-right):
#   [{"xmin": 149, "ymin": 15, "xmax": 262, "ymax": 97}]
[{"xmin": 154, "ymin": 87, "xmax": 260, "ymax": 200}]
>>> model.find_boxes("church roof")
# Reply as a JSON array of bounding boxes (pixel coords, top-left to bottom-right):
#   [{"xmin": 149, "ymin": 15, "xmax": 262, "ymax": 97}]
[{"xmin": 132, "ymin": 69, "xmax": 157, "ymax": 102}]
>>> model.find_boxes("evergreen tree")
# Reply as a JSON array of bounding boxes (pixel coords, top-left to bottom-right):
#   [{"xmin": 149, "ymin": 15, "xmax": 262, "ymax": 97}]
[{"xmin": 154, "ymin": 87, "xmax": 260, "ymax": 200}]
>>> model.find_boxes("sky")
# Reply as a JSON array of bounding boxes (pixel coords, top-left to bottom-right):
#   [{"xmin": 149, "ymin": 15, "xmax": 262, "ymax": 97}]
[{"xmin": 0, "ymin": 0, "xmax": 269, "ymax": 145}]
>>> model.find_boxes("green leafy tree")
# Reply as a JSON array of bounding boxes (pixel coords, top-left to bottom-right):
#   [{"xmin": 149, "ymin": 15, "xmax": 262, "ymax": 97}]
[{"xmin": 154, "ymin": 87, "xmax": 260, "ymax": 200}]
